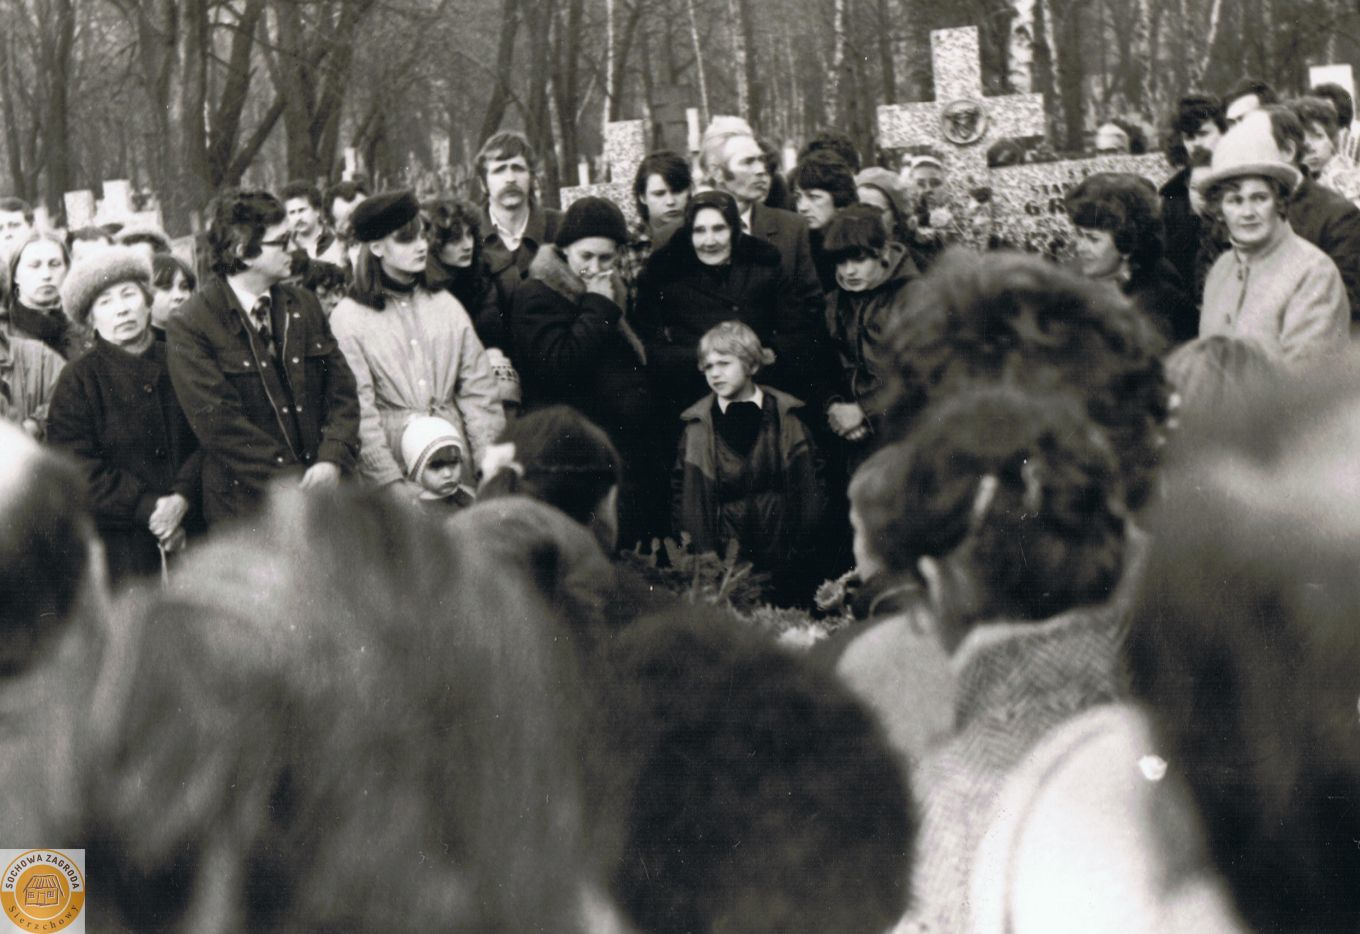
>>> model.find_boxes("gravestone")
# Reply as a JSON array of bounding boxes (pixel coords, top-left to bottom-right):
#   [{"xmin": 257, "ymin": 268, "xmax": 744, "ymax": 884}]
[
  {"xmin": 560, "ymin": 119, "xmax": 647, "ymax": 226},
  {"xmin": 989, "ymin": 153, "xmax": 1173, "ymax": 254},
  {"xmin": 64, "ymin": 190, "xmax": 96, "ymax": 229},
  {"xmin": 652, "ymin": 86, "xmax": 696, "ymax": 153},
  {"xmin": 879, "ymin": 26, "xmax": 1172, "ymax": 251},
  {"xmin": 878, "ymin": 28, "xmax": 1046, "ymax": 197}
]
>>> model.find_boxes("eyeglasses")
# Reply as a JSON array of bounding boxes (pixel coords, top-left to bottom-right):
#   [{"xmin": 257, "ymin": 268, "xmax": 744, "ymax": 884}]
[{"xmin": 259, "ymin": 236, "xmax": 290, "ymax": 249}]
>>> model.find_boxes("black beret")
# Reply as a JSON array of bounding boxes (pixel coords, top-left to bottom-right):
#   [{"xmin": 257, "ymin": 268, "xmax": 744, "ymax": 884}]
[
  {"xmin": 350, "ymin": 190, "xmax": 420, "ymax": 242},
  {"xmin": 555, "ymin": 196, "xmax": 629, "ymax": 247}
]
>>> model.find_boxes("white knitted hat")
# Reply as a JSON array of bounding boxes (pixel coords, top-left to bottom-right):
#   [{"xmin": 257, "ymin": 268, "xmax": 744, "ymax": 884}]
[{"xmin": 401, "ymin": 415, "xmax": 467, "ymax": 482}]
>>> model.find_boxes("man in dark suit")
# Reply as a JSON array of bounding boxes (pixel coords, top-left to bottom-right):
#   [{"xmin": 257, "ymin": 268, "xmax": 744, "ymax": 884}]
[
  {"xmin": 168, "ymin": 189, "xmax": 360, "ymax": 526},
  {"xmin": 699, "ymin": 119, "xmax": 825, "ymax": 318}
]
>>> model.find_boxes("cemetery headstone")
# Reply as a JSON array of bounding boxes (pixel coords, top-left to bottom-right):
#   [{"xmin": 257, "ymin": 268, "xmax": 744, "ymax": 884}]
[
  {"xmin": 560, "ymin": 119, "xmax": 647, "ymax": 226},
  {"xmin": 64, "ymin": 190, "xmax": 96, "ymax": 229},
  {"xmin": 878, "ymin": 26, "xmax": 1172, "ymax": 251}
]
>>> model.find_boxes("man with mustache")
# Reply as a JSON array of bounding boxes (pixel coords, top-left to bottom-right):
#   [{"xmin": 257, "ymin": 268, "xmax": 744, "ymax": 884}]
[{"xmin": 476, "ymin": 130, "xmax": 562, "ymax": 284}]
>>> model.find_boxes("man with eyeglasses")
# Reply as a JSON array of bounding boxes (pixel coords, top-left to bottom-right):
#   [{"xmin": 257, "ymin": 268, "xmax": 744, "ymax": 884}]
[{"xmin": 168, "ymin": 188, "xmax": 359, "ymax": 526}]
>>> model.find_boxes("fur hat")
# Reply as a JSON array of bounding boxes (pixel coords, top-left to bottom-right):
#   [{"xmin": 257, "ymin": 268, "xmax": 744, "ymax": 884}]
[
  {"xmin": 1194, "ymin": 110, "xmax": 1301, "ymax": 194},
  {"xmin": 61, "ymin": 245, "xmax": 152, "ymax": 327},
  {"xmin": 114, "ymin": 222, "xmax": 172, "ymax": 254},
  {"xmin": 401, "ymin": 415, "xmax": 467, "ymax": 482},
  {"xmin": 351, "ymin": 190, "xmax": 419, "ymax": 242},
  {"xmin": 555, "ymin": 197, "xmax": 628, "ymax": 247}
]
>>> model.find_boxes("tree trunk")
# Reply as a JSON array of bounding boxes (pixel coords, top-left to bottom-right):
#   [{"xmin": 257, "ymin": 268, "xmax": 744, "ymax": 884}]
[
  {"xmin": 877, "ymin": 0, "xmax": 896, "ymax": 101},
  {"xmin": 827, "ymin": 0, "xmax": 846, "ymax": 125},
  {"xmin": 727, "ymin": 0, "xmax": 749, "ymax": 120},
  {"xmin": 686, "ymin": 0, "xmax": 710, "ymax": 123},
  {"xmin": 478, "ymin": 0, "xmax": 522, "ymax": 145},
  {"xmin": 40, "ymin": 0, "xmax": 76, "ymax": 214},
  {"xmin": 737, "ymin": 0, "xmax": 759, "ymax": 126}
]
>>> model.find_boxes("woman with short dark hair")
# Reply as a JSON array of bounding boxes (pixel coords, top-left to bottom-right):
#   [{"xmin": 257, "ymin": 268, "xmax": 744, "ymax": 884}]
[{"xmin": 1065, "ymin": 171, "xmax": 1197, "ymax": 342}]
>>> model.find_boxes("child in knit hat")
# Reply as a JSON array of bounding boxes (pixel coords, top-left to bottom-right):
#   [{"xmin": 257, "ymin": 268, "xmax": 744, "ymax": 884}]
[{"xmin": 401, "ymin": 415, "xmax": 476, "ymax": 512}]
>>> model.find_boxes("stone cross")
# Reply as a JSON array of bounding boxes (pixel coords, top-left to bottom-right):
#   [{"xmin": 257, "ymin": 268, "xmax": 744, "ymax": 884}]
[
  {"xmin": 878, "ymin": 27, "xmax": 1045, "ymax": 194},
  {"xmin": 560, "ymin": 119, "xmax": 647, "ymax": 226},
  {"xmin": 988, "ymin": 152, "xmax": 1174, "ymax": 255}
]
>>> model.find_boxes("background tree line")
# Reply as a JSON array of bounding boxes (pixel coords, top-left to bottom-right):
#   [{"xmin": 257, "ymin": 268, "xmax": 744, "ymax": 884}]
[{"xmin": 2, "ymin": 0, "xmax": 1357, "ymax": 233}]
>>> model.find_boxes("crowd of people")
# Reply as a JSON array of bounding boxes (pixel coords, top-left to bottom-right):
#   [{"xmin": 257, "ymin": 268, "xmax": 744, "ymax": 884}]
[{"xmin": 4, "ymin": 73, "xmax": 1360, "ymax": 932}]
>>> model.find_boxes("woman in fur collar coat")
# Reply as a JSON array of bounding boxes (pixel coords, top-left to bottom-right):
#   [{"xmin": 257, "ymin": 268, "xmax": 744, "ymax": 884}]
[{"xmin": 510, "ymin": 197, "xmax": 662, "ymax": 547}]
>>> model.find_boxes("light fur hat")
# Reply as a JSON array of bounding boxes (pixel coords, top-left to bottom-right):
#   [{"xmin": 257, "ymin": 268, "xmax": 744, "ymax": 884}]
[
  {"xmin": 401, "ymin": 415, "xmax": 467, "ymax": 482},
  {"xmin": 1193, "ymin": 110, "xmax": 1302, "ymax": 194},
  {"xmin": 60, "ymin": 245, "xmax": 152, "ymax": 327}
]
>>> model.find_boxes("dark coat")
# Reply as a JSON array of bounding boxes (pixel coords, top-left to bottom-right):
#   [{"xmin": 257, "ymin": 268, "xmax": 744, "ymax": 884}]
[
  {"xmin": 480, "ymin": 202, "xmax": 563, "ymax": 282},
  {"xmin": 636, "ymin": 232, "xmax": 834, "ymax": 416},
  {"xmin": 510, "ymin": 245, "xmax": 662, "ymax": 546},
  {"xmin": 674, "ymin": 387, "xmax": 823, "ymax": 602},
  {"xmin": 1290, "ymin": 176, "xmax": 1360, "ymax": 321},
  {"xmin": 167, "ymin": 277, "xmax": 360, "ymax": 526},
  {"xmin": 749, "ymin": 202, "xmax": 826, "ymax": 319},
  {"xmin": 46, "ymin": 337, "xmax": 202, "ymax": 581},
  {"xmin": 429, "ymin": 253, "xmax": 518, "ymax": 352},
  {"xmin": 1125, "ymin": 259, "xmax": 1197, "ymax": 345},
  {"xmin": 824, "ymin": 242, "xmax": 918, "ymax": 425},
  {"xmin": 1159, "ymin": 168, "xmax": 1202, "ymax": 303}
]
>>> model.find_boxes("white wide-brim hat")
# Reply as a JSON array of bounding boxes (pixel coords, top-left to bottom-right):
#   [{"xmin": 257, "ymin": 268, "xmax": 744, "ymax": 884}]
[{"xmin": 1194, "ymin": 110, "xmax": 1302, "ymax": 194}]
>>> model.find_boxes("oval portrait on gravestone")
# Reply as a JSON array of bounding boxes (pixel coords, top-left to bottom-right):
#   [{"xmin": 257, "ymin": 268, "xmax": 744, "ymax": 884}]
[{"xmin": 941, "ymin": 100, "xmax": 988, "ymax": 146}]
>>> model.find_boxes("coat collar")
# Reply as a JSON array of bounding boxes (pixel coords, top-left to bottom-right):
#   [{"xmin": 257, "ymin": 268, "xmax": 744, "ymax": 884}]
[
  {"xmin": 92, "ymin": 333, "xmax": 163, "ymax": 373},
  {"xmin": 680, "ymin": 384, "xmax": 803, "ymax": 422},
  {"xmin": 528, "ymin": 244, "xmax": 627, "ymax": 307}
]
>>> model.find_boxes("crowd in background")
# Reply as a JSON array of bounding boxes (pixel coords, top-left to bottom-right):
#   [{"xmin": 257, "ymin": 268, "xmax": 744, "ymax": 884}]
[{"xmin": 3, "ymin": 71, "xmax": 1360, "ymax": 933}]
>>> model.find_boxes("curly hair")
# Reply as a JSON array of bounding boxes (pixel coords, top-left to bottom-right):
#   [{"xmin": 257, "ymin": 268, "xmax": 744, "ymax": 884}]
[
  {"xmin": 599, "ymin": 607, "xmax": 913, "ymax": 934},
  {"xmin": 204, "ymin": 188, "xmax": 286, "ymax": 277},
  {"xmin": 1127, "ymin": 367, "xmax": 1360, "ymax": 934},
  {"xmin": 1290, "ymin": 94, "xmax": 1340, "ymax": 137},
  {"xmin": 1164, "ymin": 93, "xmax": 1227, "ymax": 167},
  {"xmin": 421, "ymin": 196, "xmax": 481, "ymax": 246},
  {"xmin": 1064, "ymin": 172, "xmax": 1164, "ymax": 278},
  {"xmin": 852, "ymin": 386, "xmax": 1127, "ymax": 621},
  {"xmin": 881, "ymin": 248, "xmax": 1170, "ymax": 510}
]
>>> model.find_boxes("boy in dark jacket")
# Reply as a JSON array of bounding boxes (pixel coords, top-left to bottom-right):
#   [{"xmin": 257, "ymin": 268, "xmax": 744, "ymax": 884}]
[{"xmin": 674, "ymin": 321, "xmax": 823, "ymax": 605}]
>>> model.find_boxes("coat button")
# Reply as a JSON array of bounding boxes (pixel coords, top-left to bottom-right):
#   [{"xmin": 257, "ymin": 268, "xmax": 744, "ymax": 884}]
[
  {"xmin": 143, "ymin": 384, "xmax": 154, "ymax": 394},
  {"xmin": 243, "ymin": 359, "xmax": 251, "ymax": 367},
  {"xmin": 281, "ymin": 405, "xmax": 290, "ymax": 413},
  {"xmin": 154, "ymin": 447, "xmax": 165, "ymax": 458},
  {"xmin": 276, "ymin": 456, "xmax": 285, "ymax": 464},
  {"xmin": 292, "ymin": 356, "xmax": 300, "ymax": 364}
]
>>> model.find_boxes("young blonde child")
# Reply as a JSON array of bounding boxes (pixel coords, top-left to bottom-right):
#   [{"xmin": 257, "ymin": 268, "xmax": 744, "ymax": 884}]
[
  {"xmin": 400, "ymin": 415, "xmax": 477, "ymax": 512},
  {"xmin": 674, "ymin": 321, "xmax": 823, "ymax": 604}
]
